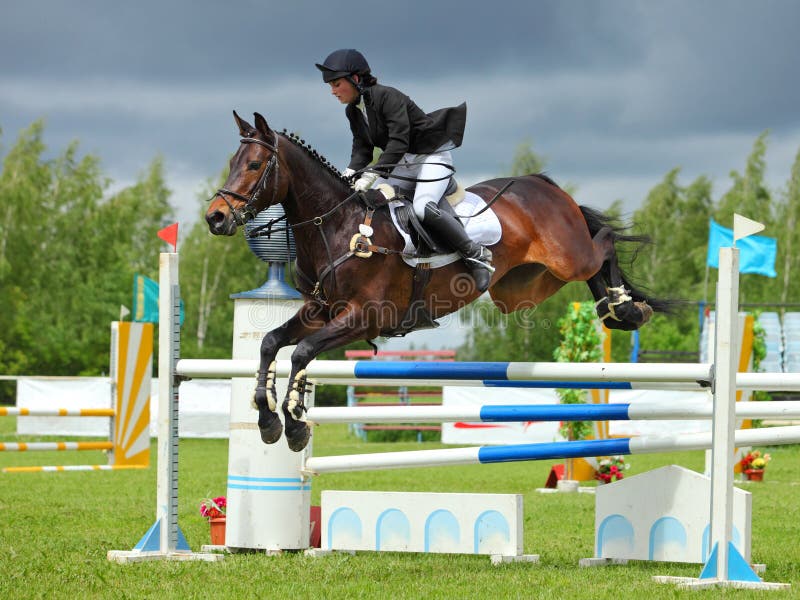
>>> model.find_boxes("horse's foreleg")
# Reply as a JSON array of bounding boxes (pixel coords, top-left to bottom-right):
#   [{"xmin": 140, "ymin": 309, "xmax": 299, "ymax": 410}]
[
  {"xmin": 282, "ymin": 305, "xmax": 372, "ymax": 452},
  {"xmin": 254, "ymin": 303, "xmax": 327, "ymax": 444}
]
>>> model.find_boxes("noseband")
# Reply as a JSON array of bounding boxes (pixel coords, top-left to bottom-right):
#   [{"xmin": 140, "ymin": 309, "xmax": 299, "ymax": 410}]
[{"xmin": 211, "ymin": 132, "xmax": 280, "ymax": 226}]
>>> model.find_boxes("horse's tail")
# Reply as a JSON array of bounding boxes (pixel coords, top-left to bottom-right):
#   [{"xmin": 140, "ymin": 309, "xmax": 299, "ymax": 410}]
[{"xmin": 578, "ymin": 205, "xmax": 676, "ymax": 316}]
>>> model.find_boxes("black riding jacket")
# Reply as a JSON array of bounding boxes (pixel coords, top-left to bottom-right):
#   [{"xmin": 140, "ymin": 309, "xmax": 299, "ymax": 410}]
[{"xmin": 345, "ymin": 83, "xmax": 466, "ymax": 175}]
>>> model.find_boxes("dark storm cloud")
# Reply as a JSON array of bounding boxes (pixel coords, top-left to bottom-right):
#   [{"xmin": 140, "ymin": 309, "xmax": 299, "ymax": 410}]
[
  {"xmin": 0, "ymin": 1, "xmax": 643, "ymax": 80},
  {"xmin": 2, "ymin": 1, "xmax": 800, "ymax": 222}
]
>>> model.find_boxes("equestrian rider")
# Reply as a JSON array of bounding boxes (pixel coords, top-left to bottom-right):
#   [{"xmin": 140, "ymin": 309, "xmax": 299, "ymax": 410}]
[{"xmin": 315, "ymin": 49, "xmax": 494, "ymax": 292}]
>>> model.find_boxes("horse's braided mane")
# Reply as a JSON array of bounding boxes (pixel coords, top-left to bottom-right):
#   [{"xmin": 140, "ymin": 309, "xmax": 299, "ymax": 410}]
[{"xmin": 279, "ymin": 129, "xmax": 352, "ymax": 192}]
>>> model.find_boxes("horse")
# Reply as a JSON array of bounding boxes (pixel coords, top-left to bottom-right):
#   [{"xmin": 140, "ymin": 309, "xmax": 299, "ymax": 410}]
[{"xmin": 206, "ymin": 111, "xmax": 669, "ymax": 452}]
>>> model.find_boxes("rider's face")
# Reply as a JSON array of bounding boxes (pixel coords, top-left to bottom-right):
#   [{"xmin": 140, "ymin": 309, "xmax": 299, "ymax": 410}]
[{"xmin": 328, "ymin": 76, "xmax": 360, "ymax": 104}]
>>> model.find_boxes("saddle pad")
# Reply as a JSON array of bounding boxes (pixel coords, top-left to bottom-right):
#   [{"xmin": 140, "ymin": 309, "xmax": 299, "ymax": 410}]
[{"xmin": 388, "ymin": 191, "xmax": 502, "ymax": 268}]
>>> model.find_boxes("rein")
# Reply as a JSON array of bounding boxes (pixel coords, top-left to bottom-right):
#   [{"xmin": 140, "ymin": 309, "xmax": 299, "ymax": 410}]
[
  {"xmin": 351, "ymin": 162, "xmax": 455, "ymax": 184},
  {"xmin": 351, "ymin": 162, "xmax": 512, "ymax": 219}
]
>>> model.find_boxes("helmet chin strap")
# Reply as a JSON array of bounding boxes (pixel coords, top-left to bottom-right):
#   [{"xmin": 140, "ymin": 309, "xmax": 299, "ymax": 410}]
[{"xmin": 347, "ymin": 73, "xmax": 364, "ymax": 94}]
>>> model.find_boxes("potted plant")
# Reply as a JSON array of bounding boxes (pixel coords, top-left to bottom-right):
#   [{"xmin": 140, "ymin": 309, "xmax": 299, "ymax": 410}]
[
  {"xmin": 200, "ymin": 496, "xmax": 227, "ymax": 545},
  {"xmin": 739, "ymin": 450, "xmax": 771, "ymax": 481},
  {"xmin": 595, "ymin": 456, "xmax": 628, "ymax": 484},
  {"xmin": 553, "ymin": 302, "xmax": 604, "ymax": 489}
]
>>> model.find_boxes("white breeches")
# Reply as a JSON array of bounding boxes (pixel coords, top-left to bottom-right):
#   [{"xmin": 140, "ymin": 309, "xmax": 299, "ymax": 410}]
[{"xmin": 374, "ymin": 147, "xmax": 453, "ymax": 219}]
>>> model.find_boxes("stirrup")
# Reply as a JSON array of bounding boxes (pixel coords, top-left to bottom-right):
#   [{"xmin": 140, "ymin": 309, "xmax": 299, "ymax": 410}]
[
  {"xmin": 464, "ymin": 247, "xmax": 495, "ymax": 273},
  {"xmin": 464, "ymin": 256, "xmax": 495, "ymax": 273}
]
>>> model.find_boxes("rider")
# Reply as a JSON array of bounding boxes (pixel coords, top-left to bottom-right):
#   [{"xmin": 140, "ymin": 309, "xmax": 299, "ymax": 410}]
[{"xmin": 315, "ymin": 48, "xmax": 494, "ymax": 292}]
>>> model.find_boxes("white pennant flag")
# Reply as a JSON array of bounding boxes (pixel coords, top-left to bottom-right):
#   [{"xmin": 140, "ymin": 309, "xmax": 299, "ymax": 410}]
[{"xmin": 733, "ymin": 213, "xmax": 765, "ymax": 244}]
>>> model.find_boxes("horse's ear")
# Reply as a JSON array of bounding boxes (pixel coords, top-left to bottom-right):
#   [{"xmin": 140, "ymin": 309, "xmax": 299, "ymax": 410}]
[
  {"xmin": 253, "ymin": 112, "xmax": 272, "ymax": 137},
  {"xmin": 233, "ymin": 110, "xmax": 256, "ymax": 137}
]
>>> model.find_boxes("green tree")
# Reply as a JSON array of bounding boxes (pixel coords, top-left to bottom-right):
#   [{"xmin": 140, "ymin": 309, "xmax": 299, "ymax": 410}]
[
  {"xmin": 508, "ymin": 140, "xmax": 546, "ymax": 176},
  {"xmin": 626, "ymin": 168, "xmax": 713, "ymax": 355},
  {"xmin": 713, "ymin": 132, "xmax": 778, "ymax": 304},
  {"xmin": 553, "ymin": 302, "xmax": 604, "ymax": 442},
  {"xmin": 777, "ymin": 148, "xmax": 800, "ymax": 306},
  {"xmin": 0, "ymin": 121, "xmax": 173, "ymax": 388},
  {"xmin": 178, "ymin": 175, "xmax": 266, "ymax": 358}
]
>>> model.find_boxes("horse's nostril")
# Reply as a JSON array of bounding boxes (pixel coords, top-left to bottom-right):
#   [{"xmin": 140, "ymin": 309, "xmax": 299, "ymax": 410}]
[{"xmin": 206, "ymin": 210, "xmax": 225, "ymax": 228}]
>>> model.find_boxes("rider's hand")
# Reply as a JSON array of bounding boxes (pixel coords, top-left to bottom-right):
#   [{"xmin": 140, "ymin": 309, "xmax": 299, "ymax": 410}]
[
  {"xmin": 342, "ymin": 168, "xmax": 356, "ymax": 181},
  {"xmin": 353, "ymin": 172, "xmax": 378, "ymax": 192}
]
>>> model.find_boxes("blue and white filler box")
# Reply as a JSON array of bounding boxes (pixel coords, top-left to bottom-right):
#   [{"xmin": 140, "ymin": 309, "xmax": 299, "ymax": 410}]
[{"xmin": 319, "ymin": 491, "xmax": 524, "ymax": 556}]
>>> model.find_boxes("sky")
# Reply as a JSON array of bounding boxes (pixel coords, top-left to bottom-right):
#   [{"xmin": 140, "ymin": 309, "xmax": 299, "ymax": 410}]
[
  {"xmin": 3, "ymin": 1, "xmax": 800, "ymax": 224},
  {"xmin": 2, "ymin": 2, "xmax": 799, "ymax": 348}
]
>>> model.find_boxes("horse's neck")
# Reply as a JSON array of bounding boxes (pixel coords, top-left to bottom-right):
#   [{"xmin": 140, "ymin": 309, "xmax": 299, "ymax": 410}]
[
  {"xmin": 280, "ymin": 156, "xmax": 357, "ymax": 260},
  {"xmin": 282, "ymin": 178, "xmax": 352, "ymax": 227},
  {"xmin": 280, "ymin": 145, "xmax": 350, "ymax": 221}
]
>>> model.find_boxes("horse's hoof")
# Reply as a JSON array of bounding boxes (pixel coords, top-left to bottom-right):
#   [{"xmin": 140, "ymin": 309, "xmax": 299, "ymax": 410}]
[
  {"xmin": 258, "ymin": 410, "xmax": 282, "ymax": 444},
  {"xmin": 284, "ymin": 419, "xmax": 311, "ymax": 452},
  {"xmin": 635, "ymin": 301, "xmax": 654, "ymax": 325}
]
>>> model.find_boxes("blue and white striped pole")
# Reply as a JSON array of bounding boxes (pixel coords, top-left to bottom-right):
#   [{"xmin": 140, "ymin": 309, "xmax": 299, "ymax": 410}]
[
  {"xmin": 302, "ymin": 424, "xmax": 800, "ymax": 474},
  {"xmin": 306, "ymin": 401, "xmax": 800, "ymax": 424},
  {"xmin": 175, "ymin": 359, "xmax": 800, "ymax": 391}
]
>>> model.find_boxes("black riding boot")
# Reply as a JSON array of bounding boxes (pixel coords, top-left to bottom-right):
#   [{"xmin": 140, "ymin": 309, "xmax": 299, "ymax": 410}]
[{"xmin": 422, "ymin": 201, "xmax": 494, "ymax": 292}]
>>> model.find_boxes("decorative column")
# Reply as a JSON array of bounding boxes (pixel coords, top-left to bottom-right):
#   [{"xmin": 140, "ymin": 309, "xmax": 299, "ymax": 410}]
[{"xmin": 225, "ymin": 206, "xmax": 311, "ymax": 551}]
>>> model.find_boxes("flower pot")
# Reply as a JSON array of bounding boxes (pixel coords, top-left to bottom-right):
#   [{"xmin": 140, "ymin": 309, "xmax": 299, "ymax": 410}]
[
  {"xmin": 209, "ymin": 516, "xmax": 226, "ymax": 545},
  {"xmin": 557, "ymin": 479, "xmax": 580, "ymax": 493},
  {"xmin": 745, "ymin": 469, "xmax": 764, "ymax": 482}
]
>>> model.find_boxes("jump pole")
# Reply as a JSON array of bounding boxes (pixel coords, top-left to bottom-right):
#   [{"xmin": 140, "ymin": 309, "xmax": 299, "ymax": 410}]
[
  {"xmin": 655, "ymin": 218, "xmax": 788, "ymax": 590},
  {"xmin": 108, "ymin": 253, "xmax": 221, "ymax": 563},
  {"xmin": 306, "ymin": 401, "xmax": 800, "ymax": 424},
  {"xmin": 302, "ymin": 425, "xmax": 800, "ymax": 474},
  {"xmin": 175, "ymin": 358, "xmax": 800, "ymax": 391}
]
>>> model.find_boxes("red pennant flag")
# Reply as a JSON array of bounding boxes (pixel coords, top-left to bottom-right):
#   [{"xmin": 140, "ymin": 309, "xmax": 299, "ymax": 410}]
[{"xmin": 157, "ymin": 223, "xmax": 179, "ymax": 252}]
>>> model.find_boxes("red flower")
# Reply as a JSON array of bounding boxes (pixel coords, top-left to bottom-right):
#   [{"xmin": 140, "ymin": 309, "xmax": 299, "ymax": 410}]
[{"xmin": 200, "ymin": 496, "xmax": 227, "ymax": 520}]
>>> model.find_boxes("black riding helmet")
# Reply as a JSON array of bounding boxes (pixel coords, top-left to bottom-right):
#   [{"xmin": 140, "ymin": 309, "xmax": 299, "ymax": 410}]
[{"xmin": 315, "ymin": 49, "xmax": 370, "ymax": 83}]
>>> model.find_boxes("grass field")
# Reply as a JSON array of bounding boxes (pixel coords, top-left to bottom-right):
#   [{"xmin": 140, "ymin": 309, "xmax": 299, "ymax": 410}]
[{"xmin": 1, "ymin": 415, "xmax": 799, "ymax": 599}]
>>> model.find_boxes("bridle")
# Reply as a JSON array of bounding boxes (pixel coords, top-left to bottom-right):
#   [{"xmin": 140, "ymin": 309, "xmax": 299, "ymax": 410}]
[{"xmin": 211, "ymin": 132, "xmax": 280, "ymax": 226}]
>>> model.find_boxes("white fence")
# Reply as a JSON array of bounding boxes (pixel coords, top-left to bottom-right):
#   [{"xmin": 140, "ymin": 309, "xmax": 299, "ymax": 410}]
[{"xmin": 13, "ymin": 377, "xmax": 230, "ymax": 439}]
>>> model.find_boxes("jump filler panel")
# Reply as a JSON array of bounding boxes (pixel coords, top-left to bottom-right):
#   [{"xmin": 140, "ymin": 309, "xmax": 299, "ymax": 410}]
[
  {"xmin": 319, "ymin": 491, "xmax": 526, "ymax": 558},
  {"xmin": 591, "ymin": 465, "xmax": 751, "ymax": 564}
]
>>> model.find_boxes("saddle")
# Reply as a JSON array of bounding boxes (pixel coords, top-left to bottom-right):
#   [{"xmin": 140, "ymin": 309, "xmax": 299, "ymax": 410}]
[{"xmin": 392, "ymin": 177, "xmax": 465, "ymax": 256}]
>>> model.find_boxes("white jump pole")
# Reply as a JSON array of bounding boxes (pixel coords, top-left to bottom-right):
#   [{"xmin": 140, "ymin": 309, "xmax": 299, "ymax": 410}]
[
  {"xmin": 306, "ymin": 401, "xmax": 800, "ymax": 424},
  {"xmin": 176, "ymin": 359, "xmax": 712, "ymax": 382},
  {"xmin": 108, "ymin": 253, "xmax": 221, "ymax": 563},
  {"xmin": 708, "ymin": 245, "xmax": 739, "ymax": 583},
  {"xmin": 302, "ymin": 425, "xmax": 800, "ymax": 474},
  {"xmin": 655, "ymin": 215, "xmax": 789, "ymax": 590},
  {"xmin": 175, "ymin": 359, "xmax": 800, "ymax": 392}
]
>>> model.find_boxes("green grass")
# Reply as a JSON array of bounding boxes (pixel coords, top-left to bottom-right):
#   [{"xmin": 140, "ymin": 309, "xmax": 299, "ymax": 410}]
[{"xmin": 1, "ymin": 415, "xmax": 799, "ymax": 599}]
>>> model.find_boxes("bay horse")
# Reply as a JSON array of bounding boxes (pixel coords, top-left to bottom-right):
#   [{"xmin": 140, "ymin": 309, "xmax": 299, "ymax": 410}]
[{"xmin": 206, "ymin": 112, "xmax": 668, "ymax": 452}]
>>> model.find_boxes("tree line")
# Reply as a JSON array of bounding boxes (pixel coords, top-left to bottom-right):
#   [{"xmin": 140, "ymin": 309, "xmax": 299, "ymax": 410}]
[{"xmin": 1, "ymin": 121, "xmax": 798, "ymax": 403}]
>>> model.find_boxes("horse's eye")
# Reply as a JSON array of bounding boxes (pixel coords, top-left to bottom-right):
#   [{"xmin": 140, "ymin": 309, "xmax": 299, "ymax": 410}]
[{"xmin": 248, "ymin": 161, "xmax": 262, "ymax": 171}]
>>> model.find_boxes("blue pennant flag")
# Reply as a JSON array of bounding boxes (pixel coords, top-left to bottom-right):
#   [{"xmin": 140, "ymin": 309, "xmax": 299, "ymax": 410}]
[
  {"xmin": 706, "ymin": 219, "xmax": 777, "ymax": 277},
  {"xmin": 132, "ymin": 275, "xmax": 185, "ymax": 324}
]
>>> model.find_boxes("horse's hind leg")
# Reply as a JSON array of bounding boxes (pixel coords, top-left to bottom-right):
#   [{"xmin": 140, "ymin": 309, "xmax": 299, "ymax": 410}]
[
  {"xmin": 254, "ymin": 302, "xmax": 327, "ymax": 444},
  {"xmin": 282, "ymin": 304, "xmax": 373, "ymax": 452},
  {"xmin": 586, "ymin": 229, "xmax": 652, "ymax": 330}
]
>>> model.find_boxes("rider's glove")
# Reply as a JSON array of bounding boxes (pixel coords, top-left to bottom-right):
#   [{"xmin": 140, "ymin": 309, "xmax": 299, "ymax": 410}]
[
  {"xmin": 353, "ymin": 172, "xmax": 378, "ymax": 192},
  {"xmin": 342, "ymin": 168, "xmax": 356, "ymax": 181}
]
